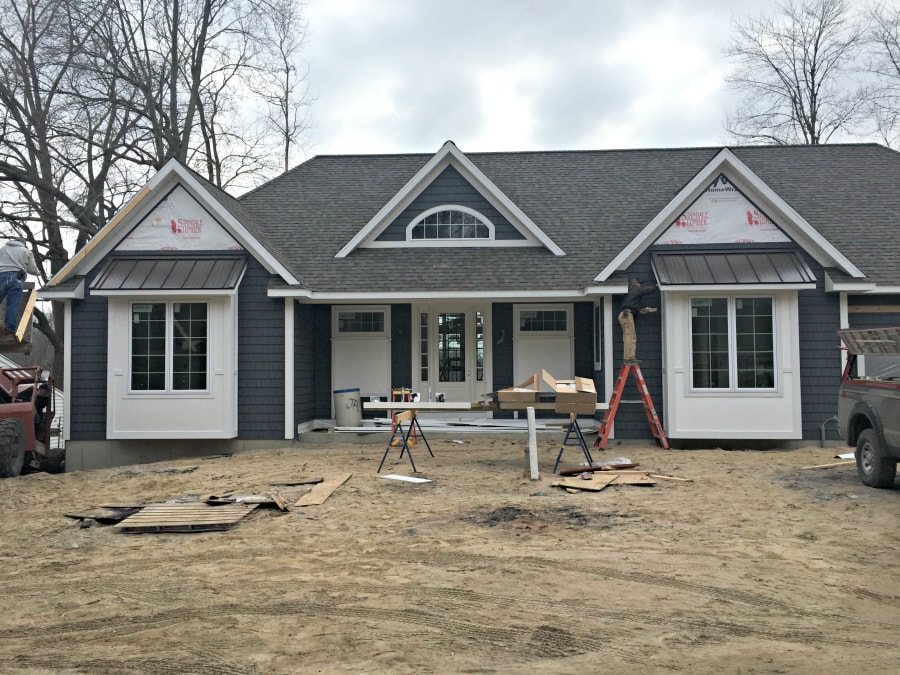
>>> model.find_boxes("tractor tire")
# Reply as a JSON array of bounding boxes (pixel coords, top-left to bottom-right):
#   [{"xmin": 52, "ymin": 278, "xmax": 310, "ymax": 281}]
[
  {"xmin": 40, "ymin": 445, "xmax": 65, "ymax": 474},
  {"xmin": 0, "ymin": 418, "xmax": 26, "ymax": 478},
  {"xmin": 856, "ymin": 428, "xmax": 897, "ymax": 489}
]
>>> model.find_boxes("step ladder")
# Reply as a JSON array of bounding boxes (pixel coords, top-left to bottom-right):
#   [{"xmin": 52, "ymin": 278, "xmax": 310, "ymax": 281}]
[{"xmin": 595, "ymin": 363, "xmax": 669, "ymax": 449}]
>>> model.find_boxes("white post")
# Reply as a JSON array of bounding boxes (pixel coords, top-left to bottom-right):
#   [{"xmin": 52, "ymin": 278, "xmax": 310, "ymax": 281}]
[{"xmin": 527, "ymin": 406, "xmax": 539, "ymax": 480}]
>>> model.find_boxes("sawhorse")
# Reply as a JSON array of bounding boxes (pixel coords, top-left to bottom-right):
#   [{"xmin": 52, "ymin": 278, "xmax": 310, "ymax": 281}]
[
  {"xmin": 595, "ymin": 363, "xmax": 669, "ymax": 449},
  {"xmin": 552, "ymin": 413, "xmax": 594, "ymax": 473},
  {"xmin": 377, "ymin": 409, "xmax": 434, "ymax": 473}
]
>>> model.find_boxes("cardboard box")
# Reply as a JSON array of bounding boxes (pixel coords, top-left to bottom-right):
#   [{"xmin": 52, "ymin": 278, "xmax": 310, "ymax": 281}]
[
  {"xmin": 497, "ymin": 372, "xmax": 539, "ymax": 408},
  {"xmin": 542, "ymin": 369, "xmax": 597, "ymax": 415}
]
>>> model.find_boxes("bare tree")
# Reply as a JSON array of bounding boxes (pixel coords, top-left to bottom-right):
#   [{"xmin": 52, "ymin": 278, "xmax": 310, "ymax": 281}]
[
  {"xmin": 0, "ymin": 0, "xmax": 129, "ymax": 370},
  {"xmin": 252, "ymin": 0, "xmax": 312, "ymax": 173},
  {"xmin": 865, "ymin": 4, "xmax": 900, "ymax": 147},
  {"xmin": 724, "ymin": 0, "xmax": 870, "ymax": 144},
  {"xmin": 0, "ymin": 0, "xmax": 313, "ymax": 384}
]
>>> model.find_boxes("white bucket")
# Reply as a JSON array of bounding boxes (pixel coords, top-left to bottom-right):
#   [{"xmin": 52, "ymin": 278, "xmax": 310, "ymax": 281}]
[{"xmin": 333, "ymin": 388, "xmax": 362, "ymax": 427}]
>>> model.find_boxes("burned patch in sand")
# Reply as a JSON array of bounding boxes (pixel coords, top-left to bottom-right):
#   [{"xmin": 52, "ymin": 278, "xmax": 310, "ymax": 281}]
[{"xmin": 468, "ymin": 504, "xmax": 637, "ymax": 530}]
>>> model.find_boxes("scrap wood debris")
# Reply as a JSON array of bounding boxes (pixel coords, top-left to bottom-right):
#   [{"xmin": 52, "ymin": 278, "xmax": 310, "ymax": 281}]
[
  {"xmin": 800, "ymin": 460, "xmax": 856, "ymax": 470},
  {"xmin": 270, "ymin": 477, "xmax": 324, "ymax": 487},
  {"xmin": 205, "ymin": 491, "xmax": 289, "ymax": 511},
  {"xmin": 66, "ymin": 490, "xmax": 291, "ymax": 532},
  {"xmin": 551, "ymin": 471, "xmax": 658, "ymax": 493},
  {"xmin": 294, "ymin": 473, "xmax": 352, "ymax": 507},
  {"xmin": 114, "ymin": 502, "xmax": 258, "ymax": 533}
]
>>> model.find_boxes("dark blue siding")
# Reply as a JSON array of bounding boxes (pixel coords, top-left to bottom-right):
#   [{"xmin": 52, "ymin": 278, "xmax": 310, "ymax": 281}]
[
  {"xmin": 376, "ymin": 166, "xmax": 524, "ymax": 241},
  {"xmin": 312, "ymin": 305, "xmax": 332, "ymax": 418},
  {"xmin": 797, "ymin": 255, "xmax": 843, "ymax": 441},
  {"xmin": 237, "ymin": 259, "xmax": 284, "ymax": 439},
  {"xmin": 69, "ymin": 270, "xmax": 108, "ymax": 440},
  {"xmin": 391, "ymin": 304, "xmax": 412, "ymax": 390},
  {"xmin": 574, "ymin": 302, "xmax": 595, "ymax": 379},
  {"xmin": 294, "ymin": 303, "xmax": 331, "ymax": 421},
  {"xmin": 615, "ymin": 253, "xmax": 664, "ymax": 440},
  {"xmin": 573, "ymin": 301, "xmax": 599, "ymax": 419},
  {"xmin": 491, "ymin": 303, "xmax": 514, "ymax": 420},
  {"xmin": 491, "ymin": 303, "xmax": 514, "ymax": 390}
]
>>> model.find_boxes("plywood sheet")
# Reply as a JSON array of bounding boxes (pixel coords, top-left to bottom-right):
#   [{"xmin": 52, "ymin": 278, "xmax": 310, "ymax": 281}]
[
  {"xmin": 294, "ymin": 473, "xmax": 352, "ymax": 506},
  {"xmin": 550, "ymin": 475, "xmax": 618, "ymax": 492}
]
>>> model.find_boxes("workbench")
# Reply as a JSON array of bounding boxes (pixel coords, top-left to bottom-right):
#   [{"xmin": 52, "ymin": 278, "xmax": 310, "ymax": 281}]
[
  {"xmin": 363, "ymin": 401, "xmax": 608, "ymax": 412},
  {"xmin": 363, "ymin": 399, "xmax": 608, "ymax": 473}
]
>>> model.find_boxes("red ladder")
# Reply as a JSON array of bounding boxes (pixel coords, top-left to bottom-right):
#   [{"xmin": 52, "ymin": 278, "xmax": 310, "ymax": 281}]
[{"xmin": 595, "ymin": 364, "xmax": 669, "ymax": 449}]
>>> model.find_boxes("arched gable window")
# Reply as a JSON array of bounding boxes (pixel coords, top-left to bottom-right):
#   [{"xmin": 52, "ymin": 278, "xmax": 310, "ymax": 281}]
[{"xmin": 407, "ymin": 206, "xmax": 494, "ymax": 241}]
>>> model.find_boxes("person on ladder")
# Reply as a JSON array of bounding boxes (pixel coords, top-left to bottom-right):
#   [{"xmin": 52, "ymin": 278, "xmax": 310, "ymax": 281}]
[{"xmin": 617, "ymin": 278, "xmax": 658, "ymax": 364}]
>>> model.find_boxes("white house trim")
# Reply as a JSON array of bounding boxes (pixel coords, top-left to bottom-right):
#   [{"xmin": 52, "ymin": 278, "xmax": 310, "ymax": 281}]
[
  {"xmin": 267, "ymin": 288, "xmax": 613, "ymax": 301},
  {"xmin": 365, "ymin": 240, "xmax": 537, "ymax": 250},
  {"xmin": 825, "ymin": 273, "xmax": 876, "ymax": 293},
  {"xmin": 335, "ymin": 140, "xmax": 565, "ymax": 258},
  {"xmin": 63, "ymin": 300, "xmax": 72, "ymax": 442},
  {"xmin": 594, "ymin": 148, "xmax": 865, "ymax": 283},
  {"xmin": 405, "ymin": 204, "xmax": 496, "ymax": 241},
  {"xmin": 39, "ymin": 278, "xmax": 85, "ymax": 300}
]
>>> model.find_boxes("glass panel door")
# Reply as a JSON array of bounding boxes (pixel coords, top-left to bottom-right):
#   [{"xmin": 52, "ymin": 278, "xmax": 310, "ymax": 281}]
[
  {"xmin": 438, "ymin": 312, "xmax": 466, "ymax": 383},
  {"xmin": 417, "ymin": 305, "xmax": 489, "ymax": 405}
]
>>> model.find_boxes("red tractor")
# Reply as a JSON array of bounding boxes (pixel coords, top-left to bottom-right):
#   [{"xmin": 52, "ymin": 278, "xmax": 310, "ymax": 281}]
[{"xmin": 0, "ymin": 366, "xmax": 61, "ymax": 477}]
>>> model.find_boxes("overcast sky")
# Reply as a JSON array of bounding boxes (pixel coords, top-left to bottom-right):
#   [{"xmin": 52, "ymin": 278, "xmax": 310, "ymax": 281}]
[{"xmin": 301, "ymin": 0, "xmax": 783, "ymax": 158}]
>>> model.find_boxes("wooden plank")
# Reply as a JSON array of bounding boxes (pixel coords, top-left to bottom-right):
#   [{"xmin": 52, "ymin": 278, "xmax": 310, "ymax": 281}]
[
  {"xmin": 800, "ymin": 460, "xmax": 855, "ymax": 470},
  {"xmin": 550, "ymin": 475, "xmax": 618, "ymax": 492},
  {"xmin": 848, "ymin": 305, "xmax": 900, "ymax": 314},
  {"xmin": 114, "ymin": 502, "xmax": 257, "ymax": 533},
  {"xmin": 558, "ymin": 463, "xmax": 639, "ymax": 476},
  {"xmin": 609, "ymin": 474, "xmax": 657, "ymax": 486},
  {"xmin": 365, "ymin": 401, "xmax": 485, "ymax": 411},
  {"xmin": 294, "ymin": 473, "xmax": 352, "ymax": 506},
  {"xmin": 14, "ymin": 287, "xmax": 37, "ymax": 342},
  {"xmin": 648, "ymin": 474, "xmax": 693, "ymax": 482}
]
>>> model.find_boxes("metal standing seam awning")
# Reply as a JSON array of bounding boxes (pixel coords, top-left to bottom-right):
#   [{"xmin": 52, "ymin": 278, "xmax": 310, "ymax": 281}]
[
  {"xmin": 651, "ymin": 250, "xmax": 816, "ymax": 286},
  {"xmin": 90, "ymin": 256, "xmax": 246, "ymax": 292}
]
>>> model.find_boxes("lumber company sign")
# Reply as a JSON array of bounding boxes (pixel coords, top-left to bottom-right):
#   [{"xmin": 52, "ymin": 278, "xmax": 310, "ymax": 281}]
[{"xmin": 655, "ymin": 174, "xmax": 789, "ymax": 245}]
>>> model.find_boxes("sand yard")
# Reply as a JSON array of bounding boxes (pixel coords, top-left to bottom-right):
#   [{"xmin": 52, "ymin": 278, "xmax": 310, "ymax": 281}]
[{"xmin": 1, "ymin": 436, "xmax": 898, "ymax": 674}]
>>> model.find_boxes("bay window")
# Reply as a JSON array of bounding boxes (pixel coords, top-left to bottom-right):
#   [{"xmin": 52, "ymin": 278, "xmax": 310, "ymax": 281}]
[
  {"xmin": 691, "ymin": 296, "xmax": 774, "ymax": 391},
  {"xmin": 131, "ymin": 302, "xmax": 208, "ymax": 392}
]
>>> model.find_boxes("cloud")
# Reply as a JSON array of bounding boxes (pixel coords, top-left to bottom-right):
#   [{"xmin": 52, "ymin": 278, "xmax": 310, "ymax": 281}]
[{"xmin": 302, "ymin": 0, "xmax": 779, "ymax": 156}]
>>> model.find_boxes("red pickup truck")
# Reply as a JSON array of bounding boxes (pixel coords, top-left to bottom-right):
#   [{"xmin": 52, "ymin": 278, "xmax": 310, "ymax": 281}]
[{"xmin": 838, "ymin": 327, "xmax": 900, "ymax": 488}]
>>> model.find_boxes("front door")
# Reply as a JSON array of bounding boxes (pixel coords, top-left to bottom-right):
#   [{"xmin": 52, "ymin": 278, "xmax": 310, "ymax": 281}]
[{"xmin": 415, "ymin": 305, "xmax": 489, "ymax": 404}]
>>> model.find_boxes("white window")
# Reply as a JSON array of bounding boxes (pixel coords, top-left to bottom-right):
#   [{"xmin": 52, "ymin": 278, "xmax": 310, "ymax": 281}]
[
  {"xmin": 333, "ymin": 306, "xmax": 389, "ymax": 336},
  {"xmin": 130, "ymin": 302, "xmax": 208, "ymax": 392},
  {"xmin": 516, "ymin": 307, "xmax": 570, "ymax": 335},
  {"xmin": 407, "ymin": 206, "xmax": 494, "ymax": 241},
  {"xmin": 690, "ymin": 296, "xmax": 775, "ymax": 391},
  {"xmin": 336, "ymin": 309, "xmax": 386, "ymax": 335}
]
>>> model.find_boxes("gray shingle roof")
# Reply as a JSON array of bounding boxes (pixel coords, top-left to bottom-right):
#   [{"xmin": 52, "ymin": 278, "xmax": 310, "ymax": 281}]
[{"xmin": 236, "ymin": 144, "xmax": 900, "ymax": 292}]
